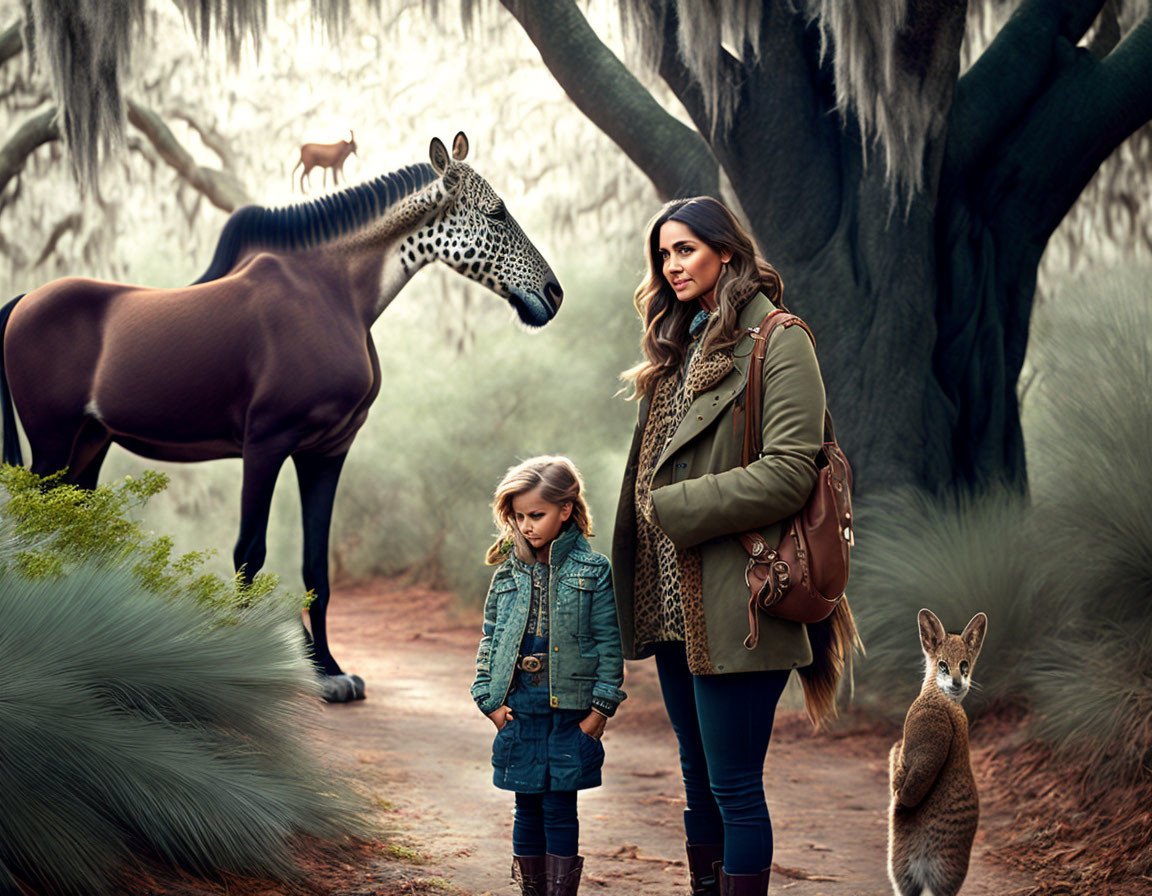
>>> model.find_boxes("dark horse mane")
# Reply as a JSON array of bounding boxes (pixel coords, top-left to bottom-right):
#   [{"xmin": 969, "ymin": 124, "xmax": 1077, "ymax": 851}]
[{"xmin": 192, "ymin": 163, "xmax": 439, "ymax": 284}]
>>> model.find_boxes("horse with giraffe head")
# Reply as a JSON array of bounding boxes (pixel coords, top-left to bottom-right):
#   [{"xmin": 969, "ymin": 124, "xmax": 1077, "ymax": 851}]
[{"xmin": 0, "ymin": 132, "xmax": 562, "ymax": 702}]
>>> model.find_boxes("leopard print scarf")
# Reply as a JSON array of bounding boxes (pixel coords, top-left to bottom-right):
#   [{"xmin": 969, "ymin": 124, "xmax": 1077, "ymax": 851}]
[{"xmin": 631, "ymin": 304, "xmax": 750, "ymax": 671}]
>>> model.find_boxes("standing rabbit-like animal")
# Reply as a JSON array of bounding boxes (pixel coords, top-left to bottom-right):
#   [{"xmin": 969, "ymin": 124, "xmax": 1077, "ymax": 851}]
[{"xmin": 888, "ymin": 609, "xmax": 987, "ymax": 896}]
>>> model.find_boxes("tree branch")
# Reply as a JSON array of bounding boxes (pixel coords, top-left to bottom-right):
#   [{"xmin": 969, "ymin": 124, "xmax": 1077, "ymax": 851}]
[
  {"xmin": 656, "ymin": 1, "xmax": 843, "ymax": 263},
  {"xmin": 947, "ymin": 0, "xmax": 1109, "ymax": 178},
  {"xmin": 0, "ymin": 20, "xmax": 22, "ymax": 67},
  {"xmin": 498, "ymin": 0, "xmax": 718, "ymax": 200},
  {"xmin": 0, "ymin": 107, "xmax": 59, "ymax": 195},
  {"xmin": 34, "ymin": 212, "xmax": 83, "ymax": 267},
  {"xmin": 126, "ymin": 99, "xmax": 251, "ymax": 212},
  {"xmin": 993, "ymin": 11, "xmax": 1152, "ymax": 243},
  {"xmin": 1087, "ymin": 0, "xmax": 1122, "ymax": 58},
  {"xmin": 163, "ymin": 106, "xmax": 240, "ymax": 172}
]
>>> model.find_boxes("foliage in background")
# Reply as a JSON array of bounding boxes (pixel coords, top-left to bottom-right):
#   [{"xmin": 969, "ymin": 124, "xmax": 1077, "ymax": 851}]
[
  {"xmin": 1021, "ymin": 266, "xmax": 1152, "ymax": 793},
  {"xmin": 850, "ymin": 485, "xmax": 1035, "ymax": 718},
  {"xmin": 0, "ymin": 465, "xmax": 289, "ymax": 615},
  {"xmin": 0, "ymin": 566, "xmax": 360, "ymax": 895},
  {"xmin": 850, "ymin": 265, "xmax": 1152, "ymax": 796}
]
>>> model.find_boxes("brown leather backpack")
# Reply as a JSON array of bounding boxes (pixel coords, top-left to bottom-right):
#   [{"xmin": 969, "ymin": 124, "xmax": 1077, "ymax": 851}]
[{"xmin": 736, "ymin": 310, "xmax": 854, "ymax": 649}]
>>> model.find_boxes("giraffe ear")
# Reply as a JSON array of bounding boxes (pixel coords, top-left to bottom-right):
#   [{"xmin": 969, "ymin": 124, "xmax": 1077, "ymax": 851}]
[
  {"xmin": 429, "ymin": 137, "xmax": 450, "ymax": 174},
  {"xmin": 452, "ymin": 131, "xmax": 469, "ymax": 161}
]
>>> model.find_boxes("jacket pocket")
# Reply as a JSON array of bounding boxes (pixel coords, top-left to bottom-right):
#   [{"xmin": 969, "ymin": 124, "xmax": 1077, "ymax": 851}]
[
  {"xmin": 558, "ymin": 573, "xmax": 596, "ymax": 636},
  {"xmin": 492, "ymin": 719, "xmax": 515, "ymax": 768}
]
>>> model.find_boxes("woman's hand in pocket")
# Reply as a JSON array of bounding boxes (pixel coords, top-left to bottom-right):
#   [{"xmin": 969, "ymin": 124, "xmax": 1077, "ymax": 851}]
[
  {"xmin": 488, "ymin": 705, "xmax": 514, "ymax": 730},
  {"xmin": 579, "ymin": 711, "xmax": 606, "ymax": 740}
]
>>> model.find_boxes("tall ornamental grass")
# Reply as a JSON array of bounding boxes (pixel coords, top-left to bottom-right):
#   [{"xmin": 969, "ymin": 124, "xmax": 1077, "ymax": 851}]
[
  {"xmin": 0, "ymin": 479, "xmax": 361, "ymax": 894},
  {"xmin": 850, "ymin": 486, "xmax": 1035, "ymax": 718},
  {"xmin": 1021, "ymin": 267, "xmax": 1152, "ymax": 789}
]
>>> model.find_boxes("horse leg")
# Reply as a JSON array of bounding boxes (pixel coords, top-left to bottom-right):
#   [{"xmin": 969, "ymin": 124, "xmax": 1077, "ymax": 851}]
[
  {"xmin": 233, "ymin": 445, "xmax": 289, "ymax": 591},
  {"xmin": 293, "ymin": 451, "xmax": 363, "ymax": 702},
  {"xmin": 73, "ymin": 439, "xmax": 111, "ymax": 490},
  {"xmin": 26, "ymin": 415, "xmax": 106, "ymax": 484}
]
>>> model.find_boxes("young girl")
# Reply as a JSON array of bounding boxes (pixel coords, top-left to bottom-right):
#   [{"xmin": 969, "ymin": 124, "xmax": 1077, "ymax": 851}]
[{"xmin": 471, "ymin": 456, "xmax": 626, "ymax": 896}]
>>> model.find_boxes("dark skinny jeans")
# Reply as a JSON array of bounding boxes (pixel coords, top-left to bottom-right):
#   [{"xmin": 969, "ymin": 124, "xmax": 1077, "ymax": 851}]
[
  {"xmin": 653, "ymin": 642, "xmax": 790, "ymax": 875},
  {"xmin": 513, "ymin": 790, "xmax": 578, "ymax": 857}
]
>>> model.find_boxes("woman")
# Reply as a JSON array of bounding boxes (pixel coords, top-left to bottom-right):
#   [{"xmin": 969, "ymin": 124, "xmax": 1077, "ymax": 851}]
[{"xmin": 612, "ymin": 197, "xmax": 855, "ymax": 896}]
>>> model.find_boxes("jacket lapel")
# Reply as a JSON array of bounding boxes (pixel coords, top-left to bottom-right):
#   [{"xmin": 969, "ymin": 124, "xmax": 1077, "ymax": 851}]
[{"xmin": 653, "ymin": 295, "xmax": 772, "ymax": 475}]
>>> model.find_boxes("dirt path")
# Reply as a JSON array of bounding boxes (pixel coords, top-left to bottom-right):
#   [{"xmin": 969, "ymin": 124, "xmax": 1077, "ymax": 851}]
[{"xmin": 318, "ymin": 581, "xmax": 1035, "ymax": 895}]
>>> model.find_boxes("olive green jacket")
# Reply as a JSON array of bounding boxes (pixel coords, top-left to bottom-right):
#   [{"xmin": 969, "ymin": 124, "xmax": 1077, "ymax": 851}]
[{"xmin": 612, "ymin": 293, "xmax": 826, "ymax": 675}]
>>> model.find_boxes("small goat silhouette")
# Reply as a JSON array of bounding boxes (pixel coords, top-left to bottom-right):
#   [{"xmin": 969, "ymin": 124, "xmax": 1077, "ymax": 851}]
[{"xmin": 292, "ymin": 131, "xmax": 357, "ymax": 192}]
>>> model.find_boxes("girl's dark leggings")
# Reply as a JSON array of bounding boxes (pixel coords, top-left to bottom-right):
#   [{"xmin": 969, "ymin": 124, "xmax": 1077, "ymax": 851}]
[
  {"xmin": 513, "ymin": 790, "xmax": 578, "ymax": 857},
  {"xmin": 653, "ymin": 642, "xmax": 790, "ymax": 875}
]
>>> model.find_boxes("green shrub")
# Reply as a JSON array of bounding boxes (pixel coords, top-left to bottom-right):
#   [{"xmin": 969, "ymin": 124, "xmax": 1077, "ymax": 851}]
[
  {"xmin": 1020, "ymin": 267, "xmax": 1152, "ymax": 788},
  {"xmin": 850, "ymin": 485, "xmax": 1036, "ymax": 719},
  {"xmin": 0, "ymin": 566, "xmax": 359, "ymax": 894},
  {"xmin": 0, "ymin": 466, "xmax": 290, "ymax": 615}
]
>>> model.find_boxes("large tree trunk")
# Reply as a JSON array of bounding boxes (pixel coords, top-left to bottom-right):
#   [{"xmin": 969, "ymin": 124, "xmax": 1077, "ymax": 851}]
[{"xmin": 504, "ymin": 0, "xmax": 1152, "ymax": 496}]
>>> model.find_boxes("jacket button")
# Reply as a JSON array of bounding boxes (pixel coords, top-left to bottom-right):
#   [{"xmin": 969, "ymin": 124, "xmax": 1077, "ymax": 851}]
[
  {"xmin": 697, "ymin": 415, "xmax": 703, "ymax": 420},
  {"xmin": 550, "ymin": 696, "xmax": 559, "ymax": 707},
  {"xmin": 553, "ymin": 646, "xmax": 559, "ymax": 652}
]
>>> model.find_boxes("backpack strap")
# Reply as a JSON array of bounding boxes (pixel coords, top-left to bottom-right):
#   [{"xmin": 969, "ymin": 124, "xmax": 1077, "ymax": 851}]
[{"xmin": 739, "ymin": 310, "xmax": 820, "ymax": 467}]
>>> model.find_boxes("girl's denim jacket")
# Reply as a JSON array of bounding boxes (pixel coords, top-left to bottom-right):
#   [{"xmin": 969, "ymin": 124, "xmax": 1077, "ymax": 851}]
[{"xmin": 471, "ymin": 525, "xmax": 627, "ymax": 717}]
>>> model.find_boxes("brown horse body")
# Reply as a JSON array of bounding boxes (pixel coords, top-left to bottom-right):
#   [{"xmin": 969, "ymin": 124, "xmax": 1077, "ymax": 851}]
[
  {"xmin": 1, "ymin": 134, "xmax": 562, "ymax": 701},
  {"xmin": 9, "ymin": 251, "xmax": 381, "ymax": 470}
]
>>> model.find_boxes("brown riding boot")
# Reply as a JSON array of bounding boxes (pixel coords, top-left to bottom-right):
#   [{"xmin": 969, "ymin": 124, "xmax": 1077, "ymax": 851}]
[
  {"xmin": 686, "ymin": 842, "xmax": 723, "ymax": 895},
  {"xmin": 545, "ymin": 853, "xmax": 583, "ymax": 895},
  {"xmin": 718, "ymin": 866, "xmax": 771, "ymax": 895},
  {"xmin": 511, "ymin": 854, "xmax": 547, "ymax": 895}
]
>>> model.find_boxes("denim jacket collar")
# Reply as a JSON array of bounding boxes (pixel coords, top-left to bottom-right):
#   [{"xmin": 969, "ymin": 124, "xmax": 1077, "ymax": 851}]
[{"xmin": 510, "ymin": 523, "xmax": 584, "ymax": 574}]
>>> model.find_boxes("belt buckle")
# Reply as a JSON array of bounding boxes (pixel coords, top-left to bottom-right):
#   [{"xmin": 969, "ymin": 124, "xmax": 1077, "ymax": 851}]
[{"xmin": 520, "ymin": 655, "xmax": 542, "ymax": 673}]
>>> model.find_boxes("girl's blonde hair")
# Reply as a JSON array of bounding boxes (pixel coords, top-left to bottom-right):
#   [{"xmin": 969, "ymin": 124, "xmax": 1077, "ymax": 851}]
[
  {"xmin": 487, "ymin": 456, "xmax": 594, "ymax": 565},
  {"xmin": 621, "ymin": 196, "xmax": 783, "ymax": 399}
]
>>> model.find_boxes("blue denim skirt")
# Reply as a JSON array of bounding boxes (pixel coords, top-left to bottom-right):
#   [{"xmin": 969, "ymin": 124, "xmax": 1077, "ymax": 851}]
[{"xmin": 491, "ymin": 670, "xmax": 605, "ymax": 793}]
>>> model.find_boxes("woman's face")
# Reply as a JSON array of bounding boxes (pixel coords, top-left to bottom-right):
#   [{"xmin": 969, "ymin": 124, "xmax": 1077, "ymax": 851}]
[{"xmin": 658, "ymin": 220, "xmax": 732, "ymax": 311}]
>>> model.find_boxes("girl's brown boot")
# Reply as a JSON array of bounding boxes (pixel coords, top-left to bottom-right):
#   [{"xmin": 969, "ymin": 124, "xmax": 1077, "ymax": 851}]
[
  {"xmin": 717, "ymin": 867, "xmax": 771, "ymax": 895},
  {"xmin": 545, "ymin": 853, "xmax": 583, "ymax": 895},
  {"xmin": 686, "ymin": 842, "xmax": 723, "ymax": 895},
  {"xmin": 512, "ymin": 855, "xmax": 547, "ymax": 895}
]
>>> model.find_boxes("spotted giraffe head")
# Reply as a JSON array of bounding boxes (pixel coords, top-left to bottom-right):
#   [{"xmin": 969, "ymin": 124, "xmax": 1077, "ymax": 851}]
[{"xmin": 414, "ymin": 133, "xmax": 562, "ymax": 328}]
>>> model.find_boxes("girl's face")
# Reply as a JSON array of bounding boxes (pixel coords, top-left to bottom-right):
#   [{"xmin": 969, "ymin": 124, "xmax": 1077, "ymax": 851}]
[
  {"xmin": 658, "ymin": 220, "xmax": 732, "ymax": 311},
  {"xmin": 511, "ymin": 486, "xmax": 572, "ymax": 556}
]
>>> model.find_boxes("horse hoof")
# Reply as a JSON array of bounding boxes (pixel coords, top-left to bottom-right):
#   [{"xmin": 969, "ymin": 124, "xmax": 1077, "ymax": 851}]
[{"xmin": 320, "ymin": 673, "xmax": 365, "ymax": 703}]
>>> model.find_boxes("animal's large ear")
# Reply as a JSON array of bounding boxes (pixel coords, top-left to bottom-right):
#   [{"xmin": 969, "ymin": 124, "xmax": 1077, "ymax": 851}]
[
  {"xmin": 960, "ymin": 612, "xmax": 987, "ymax": 660},
  {"xmin": 917, "ymin": 609, "xmax": 946, "ymax": 655},
  {"xmin": 429, "ymin": 137, "xmax": 450, "ymax": 174},
  {"xmin": 452, "ymin": 131, "xmax": 469, "ymax": 161}
]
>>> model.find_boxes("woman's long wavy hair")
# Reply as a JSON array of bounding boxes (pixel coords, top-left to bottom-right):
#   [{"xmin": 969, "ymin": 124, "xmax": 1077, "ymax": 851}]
[
  {"xmin": 621, "ymin": 196, "xmax": 784, "ymax": 399},
  {"xmin": 486, "ymin": 456, "xmax": 594, "ymax": 565}
]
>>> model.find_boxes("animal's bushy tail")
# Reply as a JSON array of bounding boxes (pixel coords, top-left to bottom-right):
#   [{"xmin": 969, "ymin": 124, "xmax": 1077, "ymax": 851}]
[
  {"xmin": 0, "ymin": 294, "xmax": 25, "ymax": 467},
  {"xmin": 797, "ymin": 596, "xmax": 864, "ymax": 729}
]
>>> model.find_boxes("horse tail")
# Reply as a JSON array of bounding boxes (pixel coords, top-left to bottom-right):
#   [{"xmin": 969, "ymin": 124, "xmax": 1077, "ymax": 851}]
[
  {"xmin": 797, "ymin": 597, "xmax": 864, "ymax": 730},
  {"xmin": 0, "ymin": 294, "xmax": 25, "ymax": 467}
]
